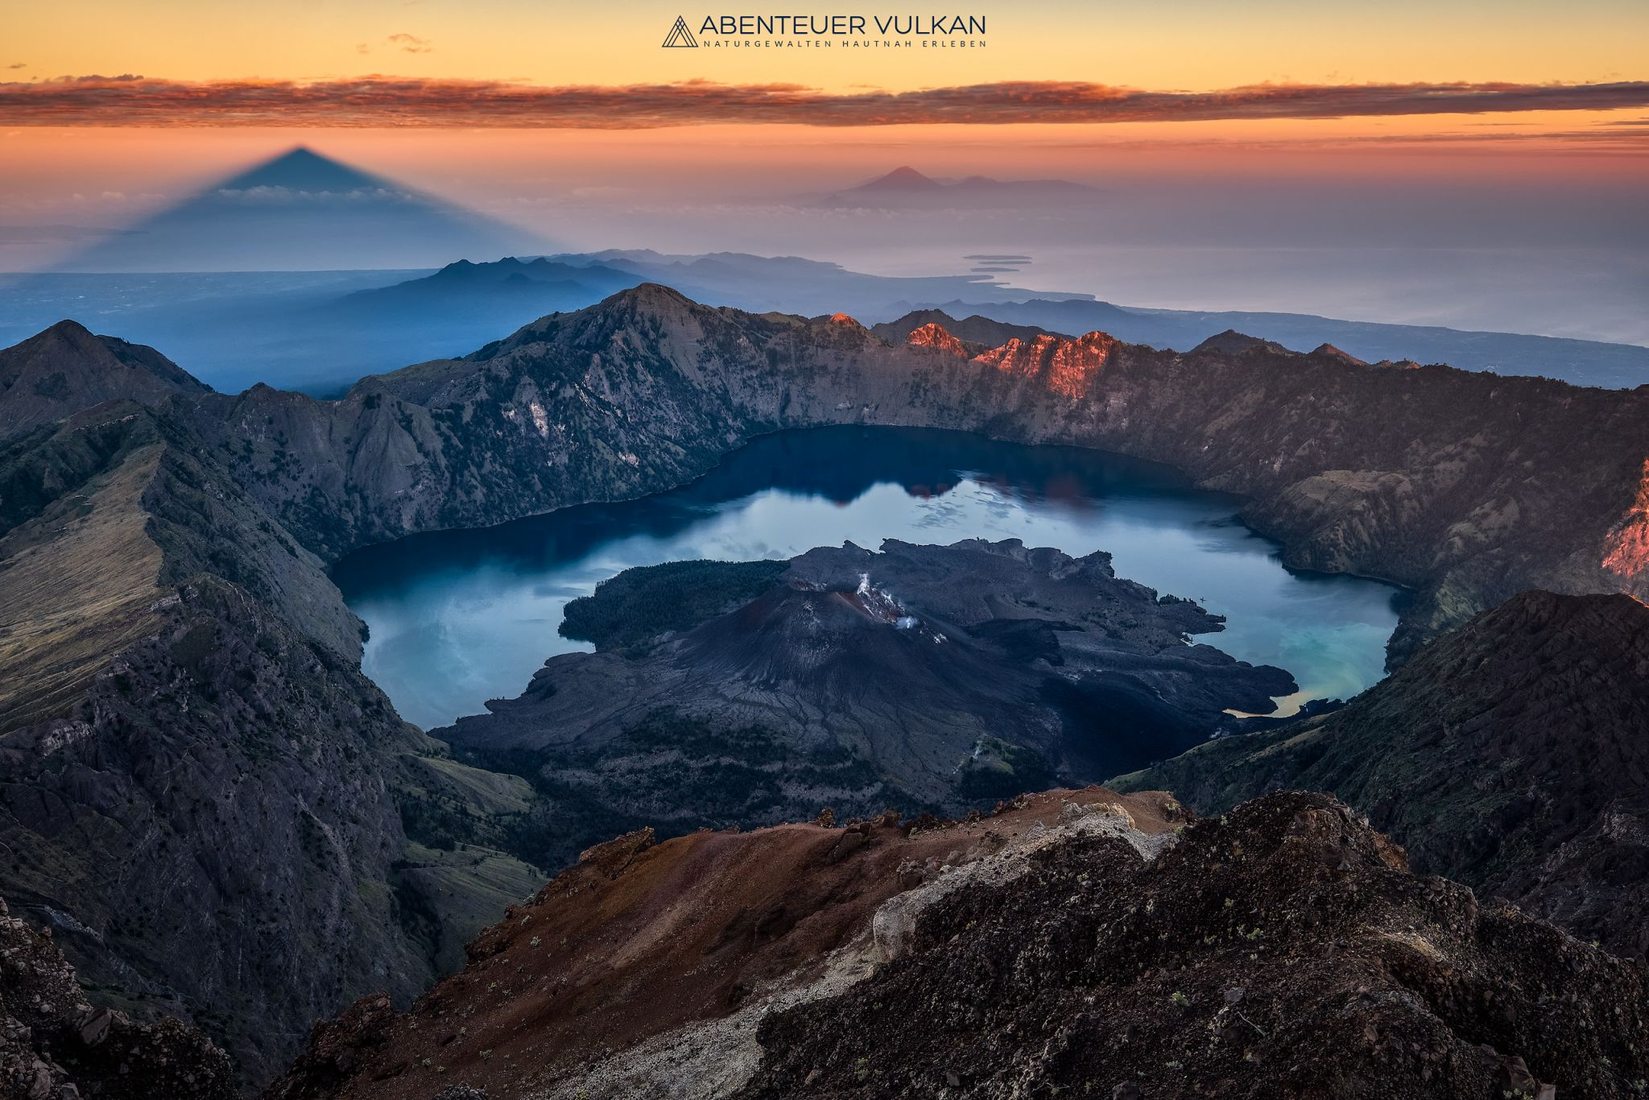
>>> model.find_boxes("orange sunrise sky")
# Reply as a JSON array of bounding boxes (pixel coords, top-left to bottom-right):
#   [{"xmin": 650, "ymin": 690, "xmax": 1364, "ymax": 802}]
[
  {"xmin": 5, "ymin": 0, "xmax": 1647, "ymax": 91},
  {"xmin": 3, "ymin": 0, "xmax": 1645, "ymax": 137}
]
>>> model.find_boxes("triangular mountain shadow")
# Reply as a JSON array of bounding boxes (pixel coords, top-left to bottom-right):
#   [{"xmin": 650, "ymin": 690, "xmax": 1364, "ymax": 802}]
[
  {"xmin": 662, "ymin": 15, "xmax": 699, "ymax": 47},
  {"xmin": 215, "ymin": 145, "xmax": 385, "ymax": 191},
  {"xmin": 55, "ymin": 146, "xmax": 548, "ymax": 273}
]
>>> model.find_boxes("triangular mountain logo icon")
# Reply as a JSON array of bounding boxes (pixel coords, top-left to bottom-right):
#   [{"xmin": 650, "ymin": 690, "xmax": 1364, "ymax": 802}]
[{"xmin": 662, "ymin": 15, "xmax": 699, "ymax": 47}]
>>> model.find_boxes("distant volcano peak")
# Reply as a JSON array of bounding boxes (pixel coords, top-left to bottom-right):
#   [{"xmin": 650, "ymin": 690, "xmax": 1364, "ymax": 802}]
[
  {"xmin": 826, "ymin": 166, "xmax": 1099, "ymax": 207},
  {"xmin": 858, "ymin": 166, "xmax": 944, "ymax": 191}
]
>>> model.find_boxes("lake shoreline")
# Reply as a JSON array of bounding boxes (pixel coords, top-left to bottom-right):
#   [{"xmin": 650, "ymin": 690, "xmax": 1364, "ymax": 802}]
[{"xmin": 335, "ymin": 425, "xmax": 1402, "ymax": 731}]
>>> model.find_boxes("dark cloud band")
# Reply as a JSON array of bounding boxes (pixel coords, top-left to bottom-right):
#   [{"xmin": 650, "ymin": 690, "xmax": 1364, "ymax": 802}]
[{"xmin": 2, "ymin": 76, "xmax": 1646, "ymax": 128}]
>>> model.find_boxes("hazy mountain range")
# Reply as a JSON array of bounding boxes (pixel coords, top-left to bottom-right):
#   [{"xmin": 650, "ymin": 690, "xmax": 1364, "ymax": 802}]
[
  {"xmin": 5, "ymin": 150, "xmax": 1644, "ymax": 394},
  {"xmin": 817, "ymin": 165, "xmax": 1103, "ymax": 207},
  {"xmin": 7, "ymin": 249, "xmax": 1648, "ymax": 394}
]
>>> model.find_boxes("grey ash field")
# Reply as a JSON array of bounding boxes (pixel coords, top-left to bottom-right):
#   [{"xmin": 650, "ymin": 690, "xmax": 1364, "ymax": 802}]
[{"xmin": 5, "ymin": 284, "xmax": 1649, "ymax": 1098}]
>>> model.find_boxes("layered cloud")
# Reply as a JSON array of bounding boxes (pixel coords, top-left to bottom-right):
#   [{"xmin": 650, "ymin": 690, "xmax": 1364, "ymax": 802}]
[
  {"xmin": 357, "ymin": 34, "xmax": 435, "ymax": 57},
  {"xmin": 3, "ymin": 75, "xmax": 1648, "ymax": 128}
]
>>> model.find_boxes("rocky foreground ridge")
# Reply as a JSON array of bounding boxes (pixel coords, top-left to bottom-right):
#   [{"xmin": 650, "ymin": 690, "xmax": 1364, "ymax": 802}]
[
  {"xmin": 266, "ymin": 788, "xmax": 1181, "ymax": 1100},
  {"xmin": 1118, "ymin": 589, "xmax": 1649, "ymax": 964},
  {"xmin": 270, "ymin": 790, "xmax": 1649, "ymax": 1100},
  {"xmin": 1, "ymin": 894, "xmax": 234, "ymax": 1099},
  {"xmin": 0, "ymin": 342, "xmax": 544, "ymax": 1083},
  {"xmin": 6, "ymin": 287, "xmax": 1649, "ymax": 1085}
]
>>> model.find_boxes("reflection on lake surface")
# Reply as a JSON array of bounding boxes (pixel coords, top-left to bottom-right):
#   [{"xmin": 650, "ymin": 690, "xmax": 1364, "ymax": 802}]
[{"xmin": 332, "ymin": 427, "xmax": 1402, "ymax": 730}]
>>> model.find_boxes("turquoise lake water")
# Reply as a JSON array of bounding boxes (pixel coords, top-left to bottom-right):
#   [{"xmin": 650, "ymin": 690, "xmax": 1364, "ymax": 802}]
[{"xmin": 333, "ymin": 426, "xmax": 1402, "ymax": 731}]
